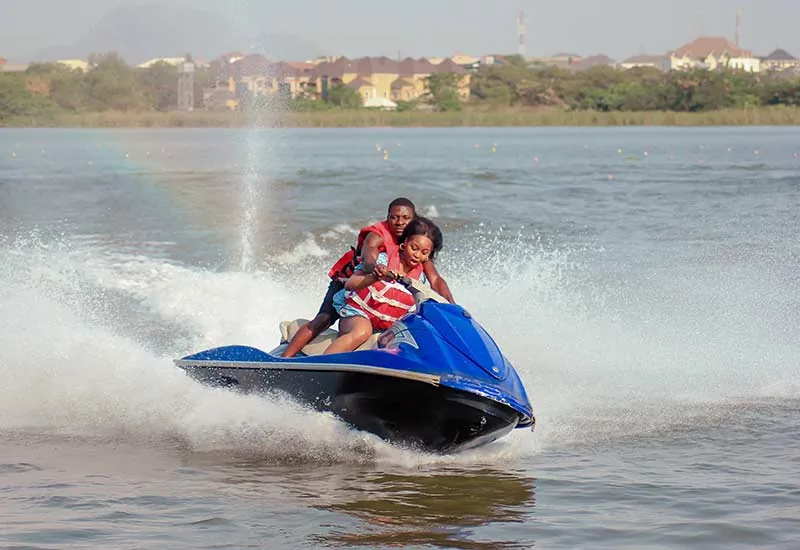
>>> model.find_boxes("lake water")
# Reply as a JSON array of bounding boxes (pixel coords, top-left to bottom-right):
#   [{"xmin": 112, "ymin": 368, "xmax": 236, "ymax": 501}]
[{"xmin": 0, "ymin": 126, "xmax": 798, "ymax": 549}]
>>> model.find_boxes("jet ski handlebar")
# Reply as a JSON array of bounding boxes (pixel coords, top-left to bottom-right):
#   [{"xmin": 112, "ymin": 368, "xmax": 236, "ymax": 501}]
[{"xmin": 389, "ymin": 272, "xmax": 450, "ymax": 305}]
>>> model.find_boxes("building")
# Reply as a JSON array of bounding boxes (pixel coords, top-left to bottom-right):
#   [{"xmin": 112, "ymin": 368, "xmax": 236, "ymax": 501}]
[
  {"xmin": 571, "ymin": 54, "xmax": 616, "ymax": 71},
  {"xmin": 1, "ymin": 62, "xmax": 29, "ymax": 72},
  {"xmin": 136, "ymin": 57, "xmax": 186, "ymax": 69},
  {"xmin": 202, "ymin": 88, "xmax": 237, "ymax": 110},
  {"xmin": 201, "ymin": 54, "xmax": 471, "ymax": 110},
  {"xmin": 55, "ymin": 59, "xmax": 90, "ymax": 71},
  {"xmin": 433, "ymin": 58, "xmax": 471, "ymax": 99},
  {"xmin": 761, "ymin": 49, "xmax": 800, "ymax": 72},
  {"xmin": 0, "ymin": 57, "xmax": 5, "ymax": 68},
  {"xmin": 668, "ymin": 37, "xmax": 760, "ymax": 72},
  {"xmin": 530, "ymin": 53, "xmax": 582, "ymax": 70},
  {"xmin": 316, "ymin": 56, "xmax": 400, "ymax": 104},
  {"xmin": 204, "ymin": 54, "xmax": 318, "ymax": 108},
  {"xmin": 551, "ymin": 52, "xmax": 582, "ymax": 64},
  {"xmin": 480, "ymin": 54, "xmax": 512, "ymax": 67},
  {"xmin": 428, "ymin": 52, "xmax": 481, "ymax": 70},
  {"xmin": 177, "ymin": 58, "xmax": 195, "ymax": 111},
  {"xmin": 618, "ymin": 54, "xmax": 669, "ymax": 71},
  {"xmin": 313, "ymin": 56, "xmax": 470, "ymax": 104}
]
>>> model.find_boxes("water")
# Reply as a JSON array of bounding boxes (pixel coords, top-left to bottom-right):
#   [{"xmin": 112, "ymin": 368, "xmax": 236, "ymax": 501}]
[{"xmin": 0, "ymin": 127, "xmax": 798, "ymax": 548}]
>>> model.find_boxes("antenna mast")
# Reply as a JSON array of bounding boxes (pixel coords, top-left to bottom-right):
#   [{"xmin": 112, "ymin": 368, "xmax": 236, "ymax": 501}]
[
  {"xmin": 735, "ymin": 9, "xmax": 741, "ymax": 47},
  {"xmin": 517, "ymin": 11, "xmax": 527, "ymax": 57}
]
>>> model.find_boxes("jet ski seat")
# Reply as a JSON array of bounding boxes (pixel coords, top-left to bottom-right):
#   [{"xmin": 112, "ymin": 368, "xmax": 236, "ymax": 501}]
[{"xmin": 279, "ymin": 319, "xmax": 380, "ymax": 357}]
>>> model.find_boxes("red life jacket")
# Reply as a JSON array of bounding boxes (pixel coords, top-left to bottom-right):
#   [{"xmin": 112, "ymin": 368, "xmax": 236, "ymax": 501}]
[
  {"xmin": 328, "ymin": 220, "xmax": 400, "ymax": 280},
  {"xmin": 344, "ymin": 251, "xmax": 425, "ymax": 331}
]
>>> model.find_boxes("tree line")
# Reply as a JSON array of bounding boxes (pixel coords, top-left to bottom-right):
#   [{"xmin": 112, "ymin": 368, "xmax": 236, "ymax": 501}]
[
  {"xmin": 1, "ymin": 52, "xmax": 799, "ymax": 122},
  {"xmin": 0, "ymin": 53, "xmax": 214, "ymax": 122},
  {"xmin": 470, "ymin": 55, "xmax": 800, "ymax": 112}
]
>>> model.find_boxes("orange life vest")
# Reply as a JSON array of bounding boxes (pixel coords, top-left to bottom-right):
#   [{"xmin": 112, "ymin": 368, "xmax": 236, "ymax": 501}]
[
  {"xmin": 344, "ymin": 251, "xmax": 424, "ymax": 331},
  {"xmin": 328, "ymin": 220, "xmax": 400, "ymax": 280}
]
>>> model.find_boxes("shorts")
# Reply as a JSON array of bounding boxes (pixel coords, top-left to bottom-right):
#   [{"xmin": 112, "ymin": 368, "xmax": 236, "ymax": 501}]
[
  {"xmin": 332, "ymin": 288, "xmax": 369, "ymax": 321},
  {"xmin": 317, "ymin": 279, "xmax": 346, "ymax": 320}
]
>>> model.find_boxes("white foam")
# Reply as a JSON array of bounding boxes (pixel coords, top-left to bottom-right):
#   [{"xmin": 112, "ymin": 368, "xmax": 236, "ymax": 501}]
[
  {"xmin": 0, "ymin": 236, "xmax": 529, "ymax": 465},
  {"xmin": 274, "ymin": 233, "xmax": 330, "ymax": 265},
  {"xmin": 320, "ymin": 223, "xmax": 358, "ymax": 240},
  {"xmin": 0, "ymin": 229, "xmax": 796, "ymax": 462},
  {"xmin": 422, "ymin": 204, "xmax": 439, "ymax": 218}
]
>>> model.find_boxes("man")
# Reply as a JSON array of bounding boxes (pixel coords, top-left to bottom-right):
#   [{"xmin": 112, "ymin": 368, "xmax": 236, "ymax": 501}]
[{"xmin": 281, "ymin": 197, "xmax": 454, "ymax": 358}]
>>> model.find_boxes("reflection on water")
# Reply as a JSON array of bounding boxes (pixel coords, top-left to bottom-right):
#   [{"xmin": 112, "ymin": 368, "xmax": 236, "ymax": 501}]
[
  {"xmin": 193, "ymin": 456, "xmax": 537, "ymax": 549},
  {"xmin": 317, "ymin": 468, "xmax": 536, "ymax": 549}
]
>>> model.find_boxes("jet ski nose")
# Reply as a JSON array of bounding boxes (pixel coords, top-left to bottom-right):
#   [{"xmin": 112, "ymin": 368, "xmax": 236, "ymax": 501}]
[{"xmin": 420, "ymin": 303, "xmax": 510, "ymax": 381}]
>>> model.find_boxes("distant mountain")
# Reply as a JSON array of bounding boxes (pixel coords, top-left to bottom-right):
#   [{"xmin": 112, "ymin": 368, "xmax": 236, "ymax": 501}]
[{"xmin": 30, "ymin": 4, "xmax": 321, "ymax": 64}]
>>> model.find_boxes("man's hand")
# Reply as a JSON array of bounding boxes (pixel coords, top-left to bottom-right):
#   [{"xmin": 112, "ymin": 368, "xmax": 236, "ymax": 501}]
[{"xmin": 373, "ymin": 264, "xmax": 390, "ymax": 280}]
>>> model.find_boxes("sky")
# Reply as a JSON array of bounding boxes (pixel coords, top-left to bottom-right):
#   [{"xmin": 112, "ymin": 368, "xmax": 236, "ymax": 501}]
[{"xmin": 2, "ymin": 0, "xmax": 799, "ymax": 62}]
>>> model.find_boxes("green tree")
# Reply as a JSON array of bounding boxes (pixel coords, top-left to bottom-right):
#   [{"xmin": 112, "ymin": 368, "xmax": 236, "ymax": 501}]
[
  {"xmin": 759, "ymin": 77, "xmax": 800, "ymax": 106},
  {"xmin": 49, "ymin": 73, "xmax": 88, "ymax": 111},
  {"xmin": 137, "ymin": 61, "xmax": 178, "ymax": 111},
  {"xmin": 0, "ymin": 75, "xmax": 58, "ymax": 122},
  {"xmin": 425, "ymin": 73, "xmax": 463, "ymax": 111},
  {"xmin": 326, "ymin": 83, "xmax": 361, "ymax": 108},
  {"xmin": 83, "ymin": 52, "xmax": 145, "ymax": 111},
  {"xmin": 502, "ymin": 54, "xmax": 530, "ymax": 68},
  {"xmin": 395, "ymin": 99, "xmax": 419, "ymax": 112}
]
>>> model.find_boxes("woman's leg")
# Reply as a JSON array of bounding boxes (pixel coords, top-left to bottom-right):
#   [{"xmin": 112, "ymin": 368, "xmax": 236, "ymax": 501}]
[{"xmin": 323, "ymin": 316, "xmax": 372, "ymax": 354}]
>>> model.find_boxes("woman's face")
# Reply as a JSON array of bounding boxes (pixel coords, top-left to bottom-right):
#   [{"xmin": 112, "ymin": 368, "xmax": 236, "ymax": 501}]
[{"xmin": 402, "ymin": 234, "xmax": 433, "ymax": 267}]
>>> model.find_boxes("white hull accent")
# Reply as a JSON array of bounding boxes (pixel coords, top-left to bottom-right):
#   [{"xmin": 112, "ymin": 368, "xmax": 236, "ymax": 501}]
[{"xmin": 173, "ymin": 359, "xmax": 441, "ymax": 386}]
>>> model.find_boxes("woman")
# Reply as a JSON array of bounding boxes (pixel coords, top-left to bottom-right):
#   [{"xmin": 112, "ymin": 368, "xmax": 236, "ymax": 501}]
[{"xmin": 323, "ymin": 217, "xmax": 443, "ymax": 355}]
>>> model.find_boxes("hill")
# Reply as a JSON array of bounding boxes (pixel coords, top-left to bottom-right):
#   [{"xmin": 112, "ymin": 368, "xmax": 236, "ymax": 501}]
[{"xmin": 30, "ymin": 3, "xmax": 321, "ymax": 64}]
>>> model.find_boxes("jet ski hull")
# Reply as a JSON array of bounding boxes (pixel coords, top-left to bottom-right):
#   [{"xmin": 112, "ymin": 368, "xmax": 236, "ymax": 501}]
[
  {"xmin": 176, "ymin": 282, "xmax": 534, "ymax": 453},
  {"xmin": 177, "ymin": 359, "xmax": 523, "ymax": 453}
]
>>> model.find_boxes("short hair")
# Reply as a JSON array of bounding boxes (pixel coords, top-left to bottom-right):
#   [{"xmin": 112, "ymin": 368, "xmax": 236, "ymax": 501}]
[
  {"xmin": 400, "ymin": 216, "xmax": 443, "ymax": 261},
  {"xmin": 387, "ymin": 197, "xmax": 416, "ymax": 215}
]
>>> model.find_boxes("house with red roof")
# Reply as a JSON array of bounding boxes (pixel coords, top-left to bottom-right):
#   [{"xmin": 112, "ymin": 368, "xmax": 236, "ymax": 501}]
[
  {"xmin": 667, "ymin": 37, "xmax": 760, "ymax": 72},
  {"xmin": 201, "ymin": 53, "xmax": 471, "ymax": 110},
  {"xmin": 312, "ymin": 56, "xmax": 469, "ymax": 105}
]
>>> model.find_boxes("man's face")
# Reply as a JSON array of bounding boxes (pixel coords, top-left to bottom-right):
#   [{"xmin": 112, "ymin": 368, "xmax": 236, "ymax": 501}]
[{"xmin": 387, "ymin": 206, "xmax": 414, "ymax": 239}]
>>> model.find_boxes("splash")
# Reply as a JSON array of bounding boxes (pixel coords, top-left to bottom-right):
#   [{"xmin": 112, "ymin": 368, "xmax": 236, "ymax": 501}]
[
  {"xmin": 0, "ymin": 225, "xmax": 796, "ymax": 463},
  {"xmin": 443, "ymin": 227, "xmax": 800, "ymax": 450},
  {"xmin": 0, "ymin": 233, "xmax": 528, "ymax": 466},
  {"xmin": 239, "ymin": 128, "xmax": 267, "ymax": 271}
]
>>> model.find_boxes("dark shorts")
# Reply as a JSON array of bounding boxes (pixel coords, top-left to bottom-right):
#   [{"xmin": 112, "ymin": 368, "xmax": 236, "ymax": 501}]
[{"xmin": 317, "ymin": 279, "xmax": 345, "ymax": 320}]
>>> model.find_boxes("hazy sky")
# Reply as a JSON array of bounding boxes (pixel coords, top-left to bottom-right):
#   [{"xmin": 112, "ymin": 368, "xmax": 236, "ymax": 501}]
[{"xmin": 2, "ymin": 0, "xmax": 799, "ymax": 61}]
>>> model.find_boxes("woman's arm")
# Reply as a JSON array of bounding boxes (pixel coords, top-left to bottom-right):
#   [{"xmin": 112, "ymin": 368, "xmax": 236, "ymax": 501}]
[{"xmin": 422, "ymin": 261, "xmax": 455, "ymax": 303}]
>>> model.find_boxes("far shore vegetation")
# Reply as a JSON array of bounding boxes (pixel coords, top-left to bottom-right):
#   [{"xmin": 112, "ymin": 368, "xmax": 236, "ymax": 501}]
[
  {"xmin": 7, "ymin": 106, "xmax": 800, "ymax": 128},
  {"xmin": 2, "ymin": 52, "xmax": 799, "ymax": 128}
]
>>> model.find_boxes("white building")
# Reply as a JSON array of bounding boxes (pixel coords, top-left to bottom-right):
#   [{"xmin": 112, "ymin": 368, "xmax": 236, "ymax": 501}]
[
  {"xmin": 618, "ymin": 54, "xmax": 669, "ymax": 71},
  {"xmin": 136, "ymin": 57, "xmax": 187, "ymax": 69},
  {"xmin": 668, "ymin": 37, "xmax": 760, "ymax": 72}
]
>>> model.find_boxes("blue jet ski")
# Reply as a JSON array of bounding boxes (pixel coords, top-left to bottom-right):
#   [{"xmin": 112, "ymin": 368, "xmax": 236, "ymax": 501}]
[{"xmin": 174, "ymin": 278, "xmax": 535, "ymax": 453}]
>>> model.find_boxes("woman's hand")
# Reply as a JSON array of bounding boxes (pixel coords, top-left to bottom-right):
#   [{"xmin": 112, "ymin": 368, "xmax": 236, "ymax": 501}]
[{"xmin": 373, "ymin": 265, "xmax": 390, "ymax": 280}]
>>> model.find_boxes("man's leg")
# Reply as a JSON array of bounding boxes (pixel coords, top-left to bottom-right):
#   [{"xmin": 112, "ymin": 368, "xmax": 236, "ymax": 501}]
[
  {"xmin": 281, "ymin": 279, "xmax": 343, "ymax": 358},
  {"xmin": 281, "ymin": 312, "xmax": 334, "ymax": 358}
]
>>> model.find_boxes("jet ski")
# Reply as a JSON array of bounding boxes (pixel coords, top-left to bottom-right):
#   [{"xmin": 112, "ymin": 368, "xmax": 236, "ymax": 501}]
[{"xmin": 174, "ymin": 277, "xmax": 535, "ymax": 453}]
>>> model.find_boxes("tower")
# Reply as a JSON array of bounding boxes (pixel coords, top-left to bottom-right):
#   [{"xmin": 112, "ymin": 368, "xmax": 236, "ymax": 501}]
[
  {"xmin": 517, "ymin": 10, "xmax": 527, "ymax": 57},
  {"xmin": 177, "ymin": 55, "xmax": 195, "ymax": 112},
  {"xmin": 735, "ymin": 9, "xmax": 741, "ymax": 47}
]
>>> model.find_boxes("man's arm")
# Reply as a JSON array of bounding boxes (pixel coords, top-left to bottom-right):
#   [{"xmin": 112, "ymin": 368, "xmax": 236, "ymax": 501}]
[
  {"xmin": 423, "ymin": 261, "xmax": 455, "ymax": 303},
  {"xmin": 359, "ymin": 232, "xmax": 385, "ymax": 274},
  {"xmin": 344, "ymin": 270, "xmax": 374, "ymax": 291}
]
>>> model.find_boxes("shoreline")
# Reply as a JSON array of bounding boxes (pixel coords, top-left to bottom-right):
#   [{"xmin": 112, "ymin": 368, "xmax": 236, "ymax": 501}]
[{"xmin": 3, "ymin": 107, "xmax": 800, "ymax": 128}]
